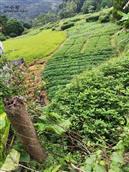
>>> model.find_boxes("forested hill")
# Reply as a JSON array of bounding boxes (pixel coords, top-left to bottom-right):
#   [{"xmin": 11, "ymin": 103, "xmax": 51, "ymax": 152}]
[
  {"xmin": 0, "ymin": 0, "xmax": 62, "ymax": 21},
  {"xmin": 1, "ymin": 0, "xmax": 129, "ymax": 171},
  {"xmin": 58, "ymin": 0, "xmax": 113, "ymax": 18},
  {"xmin": 33, "ymin": 0, "xmax": 113, "ymax": 27},
  {"xmin": 0, "ymin": 0, "xmax": 113, "ymax": 21}
]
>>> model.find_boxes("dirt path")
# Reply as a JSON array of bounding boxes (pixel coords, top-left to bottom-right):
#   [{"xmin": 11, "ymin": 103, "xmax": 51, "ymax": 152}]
[
  {"xmin": 23, "ymin": 36, "xmax": 67, "ymax": 106},
  {"xmin": 24, "ymin": 60, "xmax": 49, "ymax": 106}
]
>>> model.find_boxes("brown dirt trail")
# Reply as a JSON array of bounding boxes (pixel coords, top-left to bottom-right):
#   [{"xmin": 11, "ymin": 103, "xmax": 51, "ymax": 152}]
[
  {"xmin": 24, "ymin": 60, "xmax": 48, "ymax": 106},
  {"xmin": 24, "ymin": 36, "xmax": 67, "ymax": 105}
]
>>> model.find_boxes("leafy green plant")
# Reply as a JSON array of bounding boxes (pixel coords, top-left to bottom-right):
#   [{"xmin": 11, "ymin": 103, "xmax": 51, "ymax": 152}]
[
  {"xmin": 86, "ymin": 14, "xmax": 99, "ymax": 22},
  {"xmin": 0, "ymin": 33, "xmax": 7, "ymax": 41},
  {"xmin": 61, "ymin": 23, "xmax": 75, "ymax": 30},
  {"xmin": 120, "ymin": 13, "xmax": 129, "ymax": 29},
  {"xmin": 44, "ymin": 54, "xmax": 129, "ymax": 152},
  {"xmin": 0, "ymin": 112, "xmax": 10, "ymax": 165},
  {"xmin": 0, "ymin": 149, "xmax": 20, "ymax": 172}
]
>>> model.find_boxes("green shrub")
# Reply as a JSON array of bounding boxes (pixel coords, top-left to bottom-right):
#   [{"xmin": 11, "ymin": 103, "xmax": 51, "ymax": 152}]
[
  {"xmin": 62, "ymin": 21, "xmax": 69, "ymax": 25},
  {"xmin": 23, "ymin": 22, "xmax": 32, "ymax": 29},
  {"xmin": 120, "ymin": 13, "xmax": 129, "ymax": 29},
  {"xmin": 52, "ymin": 27, "xmax": 56, "ymax": 31},
  {"xmin": 61, "ymin": 23, "xmax": 74, "ymax": 30},
  {"xmin": 112, "ymin": 9, "xmax": 124, "ymax": 20},
  {"xmin": 9, "ymin": 33, "xmax": 17, "ymax": 38},
  {"xmin": 70, "ymin": 18, "xmax": 81, "ymax": 23},
  {"xmin": 22, "ymin": 29, "xmax": 30, "ymax": 35},
  {"xmin": 124, "ymin": 19, "xmax": 129, "ymax": 29},
  {"xmin": 99, "ymin": 13, "xmax": 110, "ymax": 23},
  {"xmin": 86, "ymin": 14, "xmax": 99, "ymax": 22},
  {"xmin": 0, "ymin": 102, "xmax": 4, "ymax": 114},
  {"xmin": 40, "ymin": 27, "xmax": 44, "ymax": 31},
  {"xmin": 0, "ymin": 33, "xmax": 7, "ymax": 41},
  {"xmin": 4, "ymin": 19, "xmax": 24, "ymax": 37}
]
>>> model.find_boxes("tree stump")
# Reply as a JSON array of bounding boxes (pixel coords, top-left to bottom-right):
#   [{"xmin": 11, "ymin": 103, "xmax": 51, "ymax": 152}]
[{"xmin": 4, "ymin": 96, "xmax": 47, "ymax": 163}]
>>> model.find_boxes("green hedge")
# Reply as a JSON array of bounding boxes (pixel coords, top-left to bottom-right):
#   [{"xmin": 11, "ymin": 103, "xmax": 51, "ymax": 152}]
[
  {"xmin": 61, "ymin": 23, "xmax": 74, "ymax": 30},
  {"xmin": 86, "ymin": 14, "xmax": 99, "ymax": 22},
  {"xmin": 0, "ymin": 33, "xmax": 7, "ymax": 41}
]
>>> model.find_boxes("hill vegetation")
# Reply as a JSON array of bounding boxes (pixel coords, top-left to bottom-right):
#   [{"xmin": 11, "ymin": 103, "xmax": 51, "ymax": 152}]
[
  {"xmin": 0, "ymin": 15, "xmax": 32, "ymax": 40},
  {"xmin": 58, "ymin": 0, "xmax": 112, "ymax": 18},
  {"xmin": 43, "ymin": 10, "xmax": 119, "ymax": 98},
  {"xmin": 1, "ymin": 0, "xmax": 129, "ymax": 171},
  {"xmin": 40, "ymin": 8, "xmax": 129, "ymax": 170}
]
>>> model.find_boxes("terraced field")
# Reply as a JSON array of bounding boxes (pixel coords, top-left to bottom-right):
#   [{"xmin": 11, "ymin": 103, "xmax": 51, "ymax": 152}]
[
  {"xmin": 4, "ymin": 29, "xmax": 66, "ymax": 63},
  {"xmin": 43, "ymin": 22, "xmax": 120, "ymax": 98}
]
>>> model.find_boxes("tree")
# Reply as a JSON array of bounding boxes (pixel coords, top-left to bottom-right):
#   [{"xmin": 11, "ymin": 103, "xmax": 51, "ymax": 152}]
[
  {"xmin": 0, "ymin": 15, "xmax": 8, "ymax": 33},
  {"xmin": 59, "ymin": 0, "xmax": 113, "ymax": 17},
  {"xmin": 33, "ymin": 12, "xmax": 59, "ymax": 26},
  {"xmin": 4, "ymin": 19, "xmax": 24, "ymax": 37},
  {"xmin": 112, "ymin": 0, "xmax": 129, "ymax": 20},
  {"xmin": 82, "ymin": 0, "xmax": 96, "ymax": 13},
  {"xmin": 99, "ymin": 0, "xmax": 112, "ymax": 9},
  {"xmin": 23, "ymin": 22, "xmax": 32, "ymax": 29}
]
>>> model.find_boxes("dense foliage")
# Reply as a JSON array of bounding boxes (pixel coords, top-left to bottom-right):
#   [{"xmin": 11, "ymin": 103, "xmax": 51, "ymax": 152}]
[
  {"xmin": 0, "ymin": 15, "xmax": 32, "ymax": 39},
  {"xmin": 46, "ymin": 55, "xmax": 129, "ymax": 145},
  {"xmin": 34, "ymin": 51, "xmax": 129, "ymax": 171},
  {"xmin": 112, "ymin": 0, "xmax": 129, "ymax": 20},
  {"xmin": 33, "ymin": 0, "xmax": 113, "ymax": 26},
  {"xmin": 33, "ymin": 12, "xmax": 59, "ymax": 27},
  {"xmin": 4, "ymin": 19, "xmax": 24, "ymax": 37},
  {"xmin": 58, "ymin": 0, "xmax": 112, "ymax": 18}
]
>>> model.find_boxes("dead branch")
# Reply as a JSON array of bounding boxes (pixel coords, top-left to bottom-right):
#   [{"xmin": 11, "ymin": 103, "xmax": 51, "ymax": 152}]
[
  {"xmin": 123, "ymin": 1, "xmax": 129, "ymax": 9},
  {"xmin": 70, "ymin": 163, "xmax": 85, "ymax": 172}
]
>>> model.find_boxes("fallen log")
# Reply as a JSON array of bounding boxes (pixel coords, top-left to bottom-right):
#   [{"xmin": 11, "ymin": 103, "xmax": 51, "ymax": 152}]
[{"xmin": 4, "ymin": 96, "xmax": 47, "ymax": 163}]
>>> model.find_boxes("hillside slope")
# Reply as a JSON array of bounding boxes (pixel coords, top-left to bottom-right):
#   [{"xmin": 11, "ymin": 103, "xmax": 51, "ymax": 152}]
[
  {"xmin": 1, "ymin": 7, "xmax": 129, "ymax": 171},
  {"xmin": 43, "ymin": 16, "xmax": 120, "ymax": 98},
  {"xmin": 58, "ymin": 0, "xmax": 112, "ymax": 17},
  {"xmin": 43, "ymin": 53, "xmax": 129, "ymax": 171},
  {"xmin": 40, "ymin": 18, "xmax": 129, "ymax": 171}
]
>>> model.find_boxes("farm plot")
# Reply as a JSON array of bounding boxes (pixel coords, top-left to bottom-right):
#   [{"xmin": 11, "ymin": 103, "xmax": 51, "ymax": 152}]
[
  {"xmin": 4, "ymin": 29, "xmax": 66, "ymax": 63},
  {"xmin": 43, "ymin": 22, "xmax": 120, "ymax": 98}
]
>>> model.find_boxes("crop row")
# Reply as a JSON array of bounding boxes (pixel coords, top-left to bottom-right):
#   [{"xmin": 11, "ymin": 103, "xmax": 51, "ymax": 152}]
[
  {"xmin": 43, "ymin": 22, "xmax": 119, "ymax": 98},
  {"xmin": 43, "ymin": 52, "xmax": 114, "ymax": 97}
]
